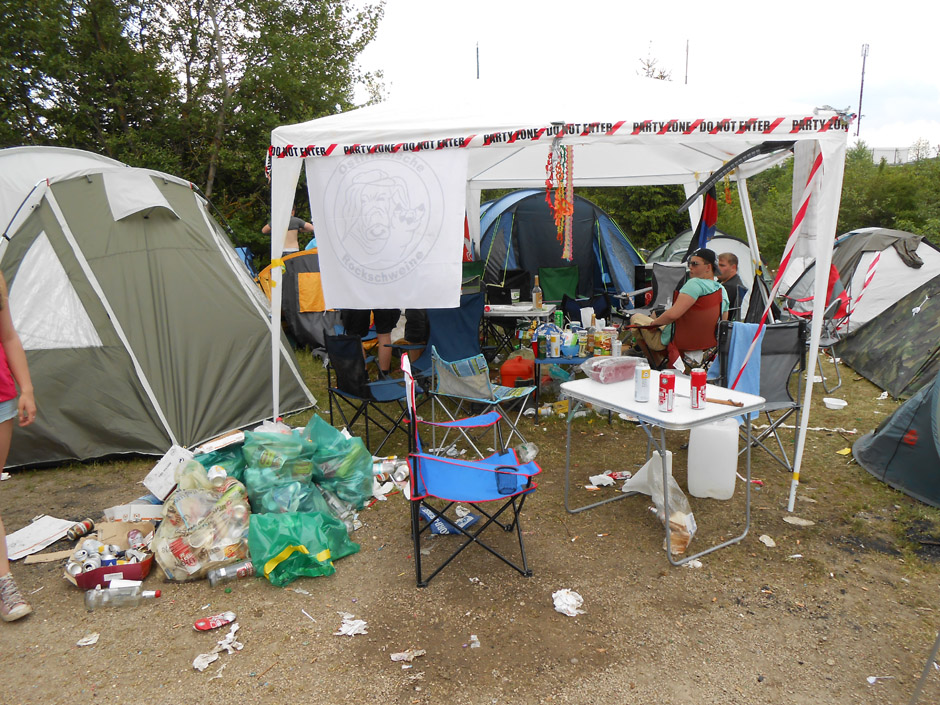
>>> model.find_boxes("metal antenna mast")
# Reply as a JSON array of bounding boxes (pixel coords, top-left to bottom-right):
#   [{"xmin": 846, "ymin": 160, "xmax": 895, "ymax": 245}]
[{"xmin": 857, "ymin": 43, "xmax": 869, "ymax": 137}]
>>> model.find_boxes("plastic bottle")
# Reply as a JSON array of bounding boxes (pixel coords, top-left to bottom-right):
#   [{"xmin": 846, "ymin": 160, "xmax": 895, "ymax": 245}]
[
  {"xmin": 207, "ymin": 559, "xmax": 255, "ymax": 587},
  {"xmin": 532, "ymin": 275, "xmax": 543, "ymax": 310},
  {"xmin": 688, "ymin": 418, "xmax": 739, "ymax": 500},
  {"xmin": 586, "ymin": 313, "xmax": 597, "ymax": 354},
  {"xmin": 84, "ymin": 584, "xmax": 161, "ymax": 611}
]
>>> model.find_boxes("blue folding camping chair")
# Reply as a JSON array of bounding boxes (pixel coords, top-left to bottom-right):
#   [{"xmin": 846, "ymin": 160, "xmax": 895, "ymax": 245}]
[{"xmin": 402, "ymin": 354, "xmax": 541, "ymax": 587}]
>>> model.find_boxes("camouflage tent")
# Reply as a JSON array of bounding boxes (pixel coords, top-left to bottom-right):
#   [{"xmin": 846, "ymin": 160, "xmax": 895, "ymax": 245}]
[{"xmin": 839, "ymin": 275, "xmax": 940, "ymax": 399}]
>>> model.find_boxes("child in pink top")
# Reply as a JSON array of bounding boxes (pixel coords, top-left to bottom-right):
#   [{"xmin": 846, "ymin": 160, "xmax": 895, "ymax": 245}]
[{"xmin": 0, "ymin": 273, "xmax": 36, "ymax": 621}]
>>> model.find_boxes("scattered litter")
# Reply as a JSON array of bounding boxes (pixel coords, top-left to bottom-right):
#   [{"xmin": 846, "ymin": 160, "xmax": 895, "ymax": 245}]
[
  {"xmin": 288, "ymin": 586, "xmax": 311, "ymax": 596},
  {"xmin": 788, "ymin": 554, "xmax": 803, "ymax": 559},
  {"xmin": 0, "ymin": 472, "xmax": 9, "ymax": 481},
  {"xmin": 759, "ymin": 535, "xmax": 776, "ymax": 548},
  {"xmin": 836, "ymin": 448, "xmax": 852, "ymax": 456},
  {"xmin": 207, "ymin": 663, "xmax": 227, "ymax": 681},
  {"xmin": 391, "ymin": 649, "xmax": 426, "ymax": 662},
  {"xmin": 194, "ymin": 611, "xmax": 236, "ymax": 631},
  {"xmin": 215, "ymin": 623, "xmax": 244, "ymax": 654},
  {"xmin": 783, "ymin": 516, "xmax": 815, "ymax": 527},
  {"xmin": 301, "ymin": 609, "xmax": 316, "ymax": 622},
  {"xmin": 334, "ymin": 612, "xmax": 368, "ymax": 636},
  {"xmin": 588, "ymin": 473, "xmax": 615, "ymax": 487},
  {"xmin": 193, "ymin": 623, "xmax": 243, "ymax": 671},
  {"xmin": 193, "ymin": 652, "xmax": 220, "ymax": 672},
  {"xmin": 27, "ymin": 585, "xmax": 44, "ymax": 595},
  {"xmin": 877, "ymin": 391, "xmax": 890, "ymax": 400},
  {"xmin": 683, "ymin": 559, "xmax": 703, "ymax": 569},
  {"xmin": 552, "ymin": 589, "xmax": 585, "ymax": 617},
  {"xmin": 866, "ymin": 675, "xmax": 895, "ymax": 684},
  {"xmin": 469, "ymin": 577, "xmax": 483, "ymax": 585},
  {"xmin": 76, "ymin": 632, "xmax": 99, "ymax": 647},
  {"xmin": 752, "ymin": 422, "xmax": 857, "ymax": 434},
  {"xmin": 469, "ymin": 634, "xmax": 481, "ymax": 649},
  {"xmin": 797, "ymin": 496, "xmax": 818, "ymax": 504},
  {"xmin": 6, "ymin": 514, "xmax": 75, "ymax": 561}
]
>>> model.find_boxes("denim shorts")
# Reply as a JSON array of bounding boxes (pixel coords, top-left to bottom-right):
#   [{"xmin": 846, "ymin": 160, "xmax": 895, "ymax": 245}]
[{"xmin": 0, "ymin": 398, "xmax": 17, "ymax": 424}]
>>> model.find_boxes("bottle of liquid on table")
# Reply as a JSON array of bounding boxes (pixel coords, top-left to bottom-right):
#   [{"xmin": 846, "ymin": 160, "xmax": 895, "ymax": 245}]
[
  {"xmin": 586, "ymin": 313, "xmax": 597, "ymax": 355},
  {"xmin": 84, "ymin": 584, "xmax": 161, "ymax": 611},
  {"xmin": 532, "ymin": 275, "xmax": 543, "ymax": 310}
]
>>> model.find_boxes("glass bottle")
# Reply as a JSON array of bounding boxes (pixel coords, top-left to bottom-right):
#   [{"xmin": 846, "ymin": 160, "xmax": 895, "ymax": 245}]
[
  {"xmin": 84, "ymin": 584, "xmax": 161, "ymax": 611},
  {"xmin": 586, "ymin": 313, "xmax": 597, "ymax": 354},
  {"xmin": 532, "ymin": 275, "xmax": 543, "ymax": 310},
  {"xmin": 207, "ymin": 559, "xmax": 255, "ymax": 587}
]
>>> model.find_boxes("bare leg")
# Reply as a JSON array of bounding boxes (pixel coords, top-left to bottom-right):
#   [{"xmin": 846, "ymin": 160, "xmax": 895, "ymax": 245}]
[
  {"xmin": 0, "ymin": 418, "xmax": 12, "ymax": 576},
  {"xmin": 376, "ymin": 332, "xmax": 393, "ymax": 373}
]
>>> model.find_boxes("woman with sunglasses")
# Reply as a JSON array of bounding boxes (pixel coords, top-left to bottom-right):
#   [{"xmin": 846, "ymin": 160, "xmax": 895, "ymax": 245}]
[{"xmin": 630, "ymin": 248, "xmax": 728, "ymax": 367}]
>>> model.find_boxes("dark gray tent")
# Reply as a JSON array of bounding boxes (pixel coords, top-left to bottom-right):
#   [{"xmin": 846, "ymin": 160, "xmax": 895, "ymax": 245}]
[
  {"xmin": 0, "ymin": 147, "xmax": 315, "ymax": 467},
  {"xmin": 853, "ymin": 369, "xmax": 940, "ymax": 508}
]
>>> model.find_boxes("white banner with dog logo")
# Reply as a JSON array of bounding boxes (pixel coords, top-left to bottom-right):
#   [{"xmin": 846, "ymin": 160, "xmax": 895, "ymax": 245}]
[{"xmin": 307, "ymin": 150, "xmax": 467, "ymax": 309}]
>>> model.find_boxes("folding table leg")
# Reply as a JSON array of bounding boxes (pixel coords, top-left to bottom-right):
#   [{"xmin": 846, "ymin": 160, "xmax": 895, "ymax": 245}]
[
  {"xmin": 656, "ymin": 418, "xmax": 752, "ymax": 566},
  {"xmin": 563, "ymin": 399, "xmax": 632, "ymax": 514}
]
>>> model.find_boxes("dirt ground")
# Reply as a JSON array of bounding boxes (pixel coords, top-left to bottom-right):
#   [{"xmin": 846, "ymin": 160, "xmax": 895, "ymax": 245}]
[{"xmin": 1, "ymin": 362, "xmax": 939, "ymax": 705}]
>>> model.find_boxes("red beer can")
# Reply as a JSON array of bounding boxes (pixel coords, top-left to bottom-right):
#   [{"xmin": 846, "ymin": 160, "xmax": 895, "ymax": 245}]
[
  {"xmin": 658, "ymin": 370, "xmax": 675, "ymax": 412},
  {"xmin": 690, "ymin": 368, "xmax": 707, "ymax": 410}
]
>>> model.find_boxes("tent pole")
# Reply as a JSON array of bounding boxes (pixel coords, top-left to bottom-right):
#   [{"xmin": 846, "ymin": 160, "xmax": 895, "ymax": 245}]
[{"xmin": 737, "ymin": 178, "xmax": 764, "ymax": 280}]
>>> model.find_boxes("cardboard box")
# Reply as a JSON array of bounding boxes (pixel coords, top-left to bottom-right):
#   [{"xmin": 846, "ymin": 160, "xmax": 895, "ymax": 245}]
[
  {"xmin": 68, "ymin": 554, "xmax": 153, "ymax": 590},
  {"xmin": 144, "ymin": 444, "xmax": 193, "ymax": 500},
  {"xmin": 103, "ymin": 502, "xmax": 165, "ymax": 523},
  {"xmin": 64, "ymin": 520, "xmax": 156, "ymax": 589}
]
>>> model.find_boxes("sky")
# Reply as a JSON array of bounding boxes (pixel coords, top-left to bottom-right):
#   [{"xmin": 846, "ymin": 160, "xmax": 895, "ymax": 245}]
[{"xmin": 356, "ymin": 0, "xmax": 940, "ymax": 153}]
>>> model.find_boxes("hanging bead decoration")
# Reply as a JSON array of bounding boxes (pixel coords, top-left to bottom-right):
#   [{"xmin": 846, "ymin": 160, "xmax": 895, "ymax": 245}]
[{"xmin": 544, "ymin": 135, "xmax": 574, "ymax": 260}]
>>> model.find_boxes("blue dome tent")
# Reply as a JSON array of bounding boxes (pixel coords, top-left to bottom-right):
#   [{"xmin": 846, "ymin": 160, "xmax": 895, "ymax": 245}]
[{"xmin": 478, "ymin": 189, "xmax": 644, "ymax": 297}]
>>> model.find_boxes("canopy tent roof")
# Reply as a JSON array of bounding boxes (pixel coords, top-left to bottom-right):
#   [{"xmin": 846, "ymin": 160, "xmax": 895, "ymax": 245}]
[
  {"xmin": 269, "ymin": 79, "xmax": 839, "ymax": 192},
  {"xmin": 269, "ymin": 78, "xmax": 850, "ymax": 512}
]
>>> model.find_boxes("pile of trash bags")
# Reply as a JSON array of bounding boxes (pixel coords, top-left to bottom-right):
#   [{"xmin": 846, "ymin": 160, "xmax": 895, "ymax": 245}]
[{"xmin": 152, "ymin": 414, "xmax": 372, "ymax": 585}]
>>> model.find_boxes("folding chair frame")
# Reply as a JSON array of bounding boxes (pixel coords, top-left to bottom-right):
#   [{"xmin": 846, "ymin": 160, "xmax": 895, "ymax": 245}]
[
  {"xmin": 718, "ymin": 320, "xmax": 808, "ymax": 472},
  {"xmin": 325, "ymin": 334, "xmax": 410, "ymax": 455},
  {"xmin": 402, "ymin": 354, "xmax": 539, "ymax": 588}
]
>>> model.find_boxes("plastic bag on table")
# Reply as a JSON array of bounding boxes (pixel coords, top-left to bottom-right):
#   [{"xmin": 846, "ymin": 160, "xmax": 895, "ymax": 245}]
[
  {"xmin": 580, "ymin": 356, "xmax": 642, "ymax": 384},
  {"xmin": 303, "ymin": 415, "xmax": 373, "ymax": 509},
  {"xmin": 247, "ymin": 511, "xmax": 360, "ymax": 587},
  {"xmin": 622, "ymin": 451, "xmax": 697, "ymax": 555},
  {"xmin": 152, "ymin": 461, "xmax": 251, "ymax": 580}
]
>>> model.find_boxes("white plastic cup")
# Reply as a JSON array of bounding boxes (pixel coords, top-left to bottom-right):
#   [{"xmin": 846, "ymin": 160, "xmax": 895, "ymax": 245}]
[{"xmin": 511, "ymin": 289, "xmax": 521, "ymax": 303}]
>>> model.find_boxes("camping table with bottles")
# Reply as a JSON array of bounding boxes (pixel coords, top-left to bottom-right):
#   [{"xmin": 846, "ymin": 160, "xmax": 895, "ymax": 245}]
[
  {"xmin": 560, "ymin": 371, "xmax": 764, "ymax": 566},
  {"xmin": 482, "ymin": 302, "xmax": 556, "ymax": 360}
]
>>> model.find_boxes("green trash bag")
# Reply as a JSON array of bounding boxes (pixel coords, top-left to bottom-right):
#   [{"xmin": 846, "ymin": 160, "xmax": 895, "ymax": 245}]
[
  {"xmin": 242, "ymin": 430, "xmax": 316, "ymax": 482},
  {"xmin": 247, "ymin": 511, "xmax": 360, "ymax": 587},
  {"xmin": 302, "ymin": 415, "xmax": 373, "ymax": 509},
  {"xmin": 194, "ymin": 446, "xmax": 248, "ymax": 483}
]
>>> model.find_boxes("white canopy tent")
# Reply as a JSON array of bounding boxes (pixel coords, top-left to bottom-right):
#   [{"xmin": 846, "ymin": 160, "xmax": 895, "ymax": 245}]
[{"xmin": 270, "ymin": 78, "xmax": 849, "ymax": 508}]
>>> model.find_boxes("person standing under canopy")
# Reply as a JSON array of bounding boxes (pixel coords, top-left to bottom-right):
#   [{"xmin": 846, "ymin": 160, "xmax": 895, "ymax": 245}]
[{"xmin": 262, "ymin": 207, "xmax": 314, "ymax": 255}]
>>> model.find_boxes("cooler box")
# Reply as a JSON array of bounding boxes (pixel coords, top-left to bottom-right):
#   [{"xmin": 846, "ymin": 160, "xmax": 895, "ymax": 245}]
[{"xmin": 500, "ymin": 355, "xmax": 534, "ymax": 388}]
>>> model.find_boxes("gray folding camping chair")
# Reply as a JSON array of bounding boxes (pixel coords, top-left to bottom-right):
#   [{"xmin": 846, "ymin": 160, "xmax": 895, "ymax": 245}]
[
  {"xmin": 624, "ymin": 262, "xmax": 688, "ymax": 317},
  {"xmin": 718, "ymin": 319, "xmax": 808, "ymax": 472}
]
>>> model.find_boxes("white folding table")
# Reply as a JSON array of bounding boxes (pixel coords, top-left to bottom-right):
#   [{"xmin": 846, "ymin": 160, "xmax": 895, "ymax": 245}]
[{"xmin": 561, "ymin": 371, "xmax": 765, "ymax": 566}]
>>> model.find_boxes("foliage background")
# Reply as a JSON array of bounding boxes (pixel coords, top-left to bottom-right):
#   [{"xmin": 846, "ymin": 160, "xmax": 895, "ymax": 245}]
[{"xmin": 2, "ymin": 0, "xmax": 938, "ymax": 270}]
